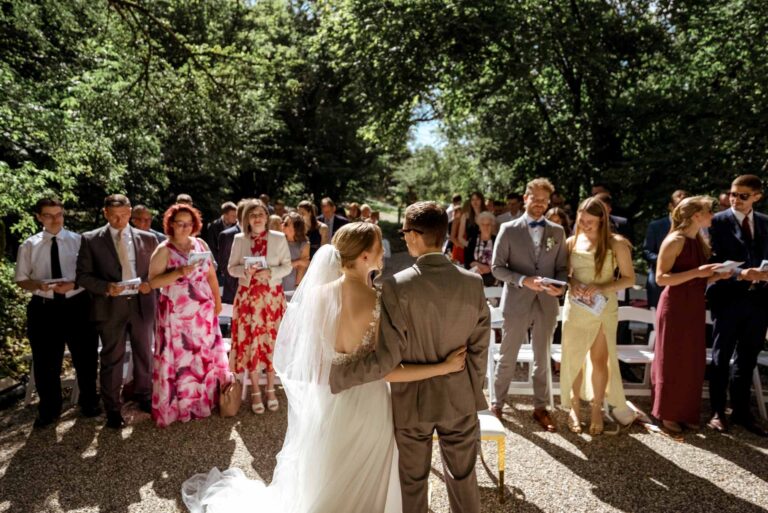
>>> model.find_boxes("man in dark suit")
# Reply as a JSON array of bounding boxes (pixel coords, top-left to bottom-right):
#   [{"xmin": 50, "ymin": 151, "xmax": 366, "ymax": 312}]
[
  {"xmin": 643, "ymin": 190, "xmax": 689, "ymax": 308},
  {"xmin": 206, "ymin": 201, "xmax": 237, "ymax": 284},
  {"xmin": 706, "ymin": 175, "xmax": 768, "ymax": 436},
  {"xmin": 595, "ymin": 192, "xmax": 633, "ymax": 243},
  {"xmin": 218, "ymin": 199, "xmax": 249, "ymax": 304},
  {"xmin": 76, "ymin": 194, "xmax": 158, "ymax": 428},
  {"xmin": 317, "ymin": 197, "xmax": 349, "ymax": 237}
]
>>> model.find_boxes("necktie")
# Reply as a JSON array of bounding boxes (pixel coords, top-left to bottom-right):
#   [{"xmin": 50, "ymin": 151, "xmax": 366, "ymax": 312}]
[
  {"xmin": 51, "ymin": 236, "xmax": 64, "ymax": 299},
  {"xmin": 741, "ymin": 216, "xmax": 752, "ymax": 244},
  {"xmin": 528, "ymin": 220, "xmax": 546, "ymax": 228},
  {"xmin": 117, "ymin": 229, "xmax": 133, "ymax": 281}
]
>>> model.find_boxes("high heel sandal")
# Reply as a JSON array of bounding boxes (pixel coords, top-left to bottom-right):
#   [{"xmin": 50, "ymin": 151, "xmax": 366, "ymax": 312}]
[
  {"xmin": 266, "ymin": 388, "xmax": 279, "ymax": 412},
  {"xmin": 251, "ymin": 391, "xmax": 265, "ymax": 414},
  {"xmin": 589, "ymin": 402, "xmax": 604, "ymax": 436},
  {"xmin": 568, "ymin": 408, "xmax": 582, "ymax": 434}
]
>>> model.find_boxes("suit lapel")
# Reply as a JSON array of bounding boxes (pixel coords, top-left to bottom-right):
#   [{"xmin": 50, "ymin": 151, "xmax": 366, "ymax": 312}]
[
  {"xmin": 130, "ymin": 227, "xmax": 144, "ymax": 277},
  {"xmin": 514, "ymin": 219, "xmax": 536, "ymax": 263},
  {"xmin": 726, "ymin": 210, "xmax": 749, "ymax": 246},
  {"xmin": 100, "ymin": 224, "xmax": 120, "ymax": 266}
]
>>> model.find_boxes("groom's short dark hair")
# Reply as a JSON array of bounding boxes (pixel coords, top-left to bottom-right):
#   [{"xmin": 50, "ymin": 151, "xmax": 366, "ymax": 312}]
[{"xmin": 405, "ymin": 201, "xmax": 448, "ymax": 247}]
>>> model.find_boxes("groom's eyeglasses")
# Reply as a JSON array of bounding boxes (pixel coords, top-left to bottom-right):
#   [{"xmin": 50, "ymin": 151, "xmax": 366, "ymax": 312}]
[{"xmin": 398, "ymin": 228, "xmax": 424, "ymax": 238}]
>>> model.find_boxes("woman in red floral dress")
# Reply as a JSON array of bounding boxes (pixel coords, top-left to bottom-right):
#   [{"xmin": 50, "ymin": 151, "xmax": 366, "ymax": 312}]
[{"xmin": 227, "ymin": 199, "xmax": 292, "ymax": 414}]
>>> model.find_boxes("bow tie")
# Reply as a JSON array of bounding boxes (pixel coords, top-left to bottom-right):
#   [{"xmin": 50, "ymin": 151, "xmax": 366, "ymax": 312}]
[{"xmin": 528, "ymin": 220, "xmax": 546, "ymax": 228}]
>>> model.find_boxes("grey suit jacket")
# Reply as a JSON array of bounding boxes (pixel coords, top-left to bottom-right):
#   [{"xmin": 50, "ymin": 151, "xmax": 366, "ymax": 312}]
[
  {"xmin": 328, "ymin": 253, "xmax": 490, "ymax": 428},
  {"xmin": 76, "ymin": 224, "xmax": 158, "ymax": 321},
  {"xmin": 491, "ymin": 216, "xmax": 568, "ymax": 319}
]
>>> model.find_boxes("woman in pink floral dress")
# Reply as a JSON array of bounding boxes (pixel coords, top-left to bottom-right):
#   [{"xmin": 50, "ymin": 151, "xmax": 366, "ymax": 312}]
[
  {"xmin": 227, "ymin": 199, "xmax": 292, "ymax": 414},
  {"xmin": 148, "ymin": 204, "xmax": 229, "ymax": 427}
]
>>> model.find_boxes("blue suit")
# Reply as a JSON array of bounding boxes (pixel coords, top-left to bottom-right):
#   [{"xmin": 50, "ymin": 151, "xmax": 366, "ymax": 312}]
[
  {"xmin": 706, "ymin": 208, "xmax": 768, "ymax": 419},
  {"xmin": 643, "ymin": 216, "xmax": 671, "ymax": 308}
]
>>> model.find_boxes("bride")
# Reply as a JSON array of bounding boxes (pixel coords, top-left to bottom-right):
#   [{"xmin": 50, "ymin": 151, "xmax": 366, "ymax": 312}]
[{"xmin": 182, "ymin": 222, "xmax": 467, "ymax": 513}]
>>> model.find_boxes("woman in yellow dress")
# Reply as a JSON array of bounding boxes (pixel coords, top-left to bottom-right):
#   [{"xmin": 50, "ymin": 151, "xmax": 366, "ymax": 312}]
[{"xmin": 560, "ymin": 197, "xmax": 636, "ymax": 434}]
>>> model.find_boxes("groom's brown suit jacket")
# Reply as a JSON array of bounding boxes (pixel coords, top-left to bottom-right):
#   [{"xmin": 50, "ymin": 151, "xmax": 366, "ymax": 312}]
[{"xmin": 328, "ymin": 253, "xmax": 490, "ymax": 428}]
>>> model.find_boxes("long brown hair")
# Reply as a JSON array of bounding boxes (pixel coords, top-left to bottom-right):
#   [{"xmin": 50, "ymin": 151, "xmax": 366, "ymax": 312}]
[
  {"xmin": 671, "ymin": 196, "xmax": 713, "ymax": 258},
  {"xmin": 572, "ymin": 197, "xmax": 614, "ymax": 275}
]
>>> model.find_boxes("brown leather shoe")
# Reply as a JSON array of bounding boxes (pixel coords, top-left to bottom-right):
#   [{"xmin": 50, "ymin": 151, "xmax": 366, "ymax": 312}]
[
  {"xmin": 533, "ymin": 408, "xmax": 557, "ymax": 432},
  {"xmin": 707, "ymin": 413, "xmax": 729, "ymax": 433},
  {"xmin": 490, "ymin": 405, "xmax": 504, "ymax": 420}
]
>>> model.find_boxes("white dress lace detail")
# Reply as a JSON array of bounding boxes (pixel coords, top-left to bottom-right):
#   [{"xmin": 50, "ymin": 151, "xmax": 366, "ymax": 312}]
[{"xmin": 332, "ymin": 288, "xmax": 382, "ymax": 365}]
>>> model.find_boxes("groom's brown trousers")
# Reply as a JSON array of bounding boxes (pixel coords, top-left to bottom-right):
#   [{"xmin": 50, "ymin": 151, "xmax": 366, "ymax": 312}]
[{"xmin": 395, "ymin": 413, "xmax": 480, "ymax": 513}]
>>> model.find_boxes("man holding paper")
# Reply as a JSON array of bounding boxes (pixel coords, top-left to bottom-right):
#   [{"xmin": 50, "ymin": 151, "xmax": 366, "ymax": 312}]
[
  {"xmin": 76, "ymin": 194, "xmax": 158, "ymax": 429},
  {"xmin": 15, "ymin": 198, "xmax": 100, "ymax": 428},
  {"xmin": 707, "ymin": 174, "xmax": 768, "ymax": 436},
  {"xmin": 491, "ymin": 178, "xmax": 568, "ymax": 430}
]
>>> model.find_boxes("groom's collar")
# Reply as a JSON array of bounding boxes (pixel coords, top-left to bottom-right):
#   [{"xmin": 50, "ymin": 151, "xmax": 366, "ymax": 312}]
[{"xmin": 415, "ymin": 253, "xmax": 451, "ymax": 266}]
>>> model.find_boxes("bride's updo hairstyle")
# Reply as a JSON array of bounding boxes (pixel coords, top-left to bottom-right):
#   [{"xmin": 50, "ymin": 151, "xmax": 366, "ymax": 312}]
[{"xmin": 332, "ymin": 221, "xmax": 382, "ymax": 268}]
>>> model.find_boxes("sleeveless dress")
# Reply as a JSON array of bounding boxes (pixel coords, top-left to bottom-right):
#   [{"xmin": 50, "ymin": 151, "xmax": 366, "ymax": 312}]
[
  {"xmin": 652, "ymin": 236, "xmax": 707, "ymax": 423},
  {"xmin": 181, "ymin": 285, "xmax": 402, "ymax": 513},
  {"xmin": 152, "ymin": 238, "xmax": 230, "ymax": 428},
  {"xmin": 282, "ymin": 240, "xmax": 308, "ymax": 293},
  {"xmin": 230, "ymin": 231, "xmax": 286, "ymax": 374},
  {"xmin": 560, "ymin": 247, "xmax": 631, "ymax": 418},
  {"xmin": 307, "ymin": 229, "xmax": 322, "ymax": 259}
]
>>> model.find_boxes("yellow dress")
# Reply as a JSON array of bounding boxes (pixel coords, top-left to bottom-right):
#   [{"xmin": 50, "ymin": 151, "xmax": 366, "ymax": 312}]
[{"xmin": 560, "ymin": 248, "xmax": 630, "ymax": 416}]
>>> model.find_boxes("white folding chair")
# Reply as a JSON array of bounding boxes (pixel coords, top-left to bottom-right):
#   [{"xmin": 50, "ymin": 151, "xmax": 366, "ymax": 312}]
[{"xmin": 615, "ymin": 306, "xmax": 656, "ymax": 396}]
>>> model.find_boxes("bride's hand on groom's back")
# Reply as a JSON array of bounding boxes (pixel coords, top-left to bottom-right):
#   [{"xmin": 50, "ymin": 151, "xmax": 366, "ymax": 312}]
[{"xmin": 443, "ymin": 346, "xmax": 467, "ymax": 374}]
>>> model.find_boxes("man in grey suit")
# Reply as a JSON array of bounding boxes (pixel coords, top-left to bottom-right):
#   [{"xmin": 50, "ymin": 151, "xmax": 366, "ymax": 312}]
[
  {"xmin": 329, "ymin": 201, "xmax": 490, "ymax": 513},
  {"xmin": 492, "ymin": 178, "xmax": 568, "ymax": 431},
  {"xmin": 76, "ymin": 194, "xmax": 158, "ymax": 429}
]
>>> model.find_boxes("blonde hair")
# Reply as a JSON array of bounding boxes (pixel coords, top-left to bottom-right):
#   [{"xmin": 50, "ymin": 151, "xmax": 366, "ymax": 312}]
[
  {"xmin": 572, "ymin": 197, "xmax": 623, "ymax": 275},
  {"xmin": 525, "ymin": 177, "xmax": 555, "ymax": 196},
  {"xmin": 671, "ymin": 196, "xmax": 714, "ymax": 258},
  {"xmin": 332, "ymin": 222, "xmax": 382, "ymax": 268}
]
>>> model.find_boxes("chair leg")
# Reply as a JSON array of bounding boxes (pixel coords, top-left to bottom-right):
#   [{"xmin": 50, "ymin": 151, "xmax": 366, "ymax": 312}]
[
  {"xmin": 241, "ymin": 369, "xmax": 249, "ymax": 401},
  {"xmin": 753, "ymin": 367, "xmax": 767, "ymax": 421},
  {"xmin": 24, "ymin": 361, "xmax": 35, "ymax": 406}
]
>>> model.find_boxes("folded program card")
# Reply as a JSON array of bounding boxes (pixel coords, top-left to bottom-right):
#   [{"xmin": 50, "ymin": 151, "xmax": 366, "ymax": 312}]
[
  {"xmin": 117, "ymin": 277, "xmax": 142, "ymax": 295},
  {"xmin": 570, "ymin": 293, "xmax": 607, "ymax": 316},
  {"xmin": 244, "ymin": 256, "xmax": 268, "ymax": 270},
  {"xmin": 540, "ymin": 278, "xmax": 567, "ymax": 288},
  {"xmin": 714, "ymin": 260, "xmax": 744, "ymax": 273},
  {"xmin": 188, "ymin": 251, "xmax": 212, "ymax": 266}
]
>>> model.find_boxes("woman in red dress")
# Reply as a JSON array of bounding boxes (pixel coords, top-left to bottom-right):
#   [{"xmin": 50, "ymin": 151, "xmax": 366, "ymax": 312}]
[{"xmin": 653, "ymin": 196, "xmax": 730, "ymax": 433}]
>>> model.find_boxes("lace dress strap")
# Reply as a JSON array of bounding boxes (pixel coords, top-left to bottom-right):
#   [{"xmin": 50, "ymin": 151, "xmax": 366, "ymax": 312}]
[{"xmin": 332, "ymin": 288, "xmax": 382, "ymax": 365}]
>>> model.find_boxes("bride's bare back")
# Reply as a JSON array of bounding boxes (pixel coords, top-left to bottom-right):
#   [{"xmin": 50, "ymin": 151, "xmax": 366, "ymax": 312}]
[{"xmin": 334, "ymin": 277, "xmax": 378, "ymax": 355}]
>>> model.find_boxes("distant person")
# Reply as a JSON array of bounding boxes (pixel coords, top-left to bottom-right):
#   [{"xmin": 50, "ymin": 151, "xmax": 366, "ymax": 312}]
[
  {"xmin": 205, "ymin": 202, "xmax": 237, "ymax": 262},
  {"xmin": 546, "ymin": 207, "xmax": 572, "ymax": 238},
  {"xmin": 594, "ymin": 192, "xmax": 633, "ymax": 243},
  {"xmin": 131, "ymin": 205, "xmax": 166, "ymax": 242},
  {"xmin": 318, "ymin": 197, "xmax": 349, "ymax": 237},
  {"xmin": 176, "ymin": 193, "xmax": 194, "ymax": 206},
  {"xmin": 218, "ymin": 199, "xmax": 250, "ymax": 304},
  {"xmin": 280, "ymin": 212, "xmax": 310, "ymax": 293},
  {"xmin": 643, "ymin": 190, "xmax": 689, "ymax": 308},
  {"xmin": 298, "ymin": 200, "xmax": 329, "ymax": 259}
]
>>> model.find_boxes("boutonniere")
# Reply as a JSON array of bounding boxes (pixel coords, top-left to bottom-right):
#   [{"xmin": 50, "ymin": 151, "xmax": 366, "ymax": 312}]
[{"xmin": 545, "ymin": 237, "xmax": 557, "ymax": 252}]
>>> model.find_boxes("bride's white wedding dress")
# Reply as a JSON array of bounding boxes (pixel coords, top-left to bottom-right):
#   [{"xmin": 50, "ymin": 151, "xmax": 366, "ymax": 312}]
[{"xmin": 181, "ymin": 246, "xmax": 402, "ymax": 513}]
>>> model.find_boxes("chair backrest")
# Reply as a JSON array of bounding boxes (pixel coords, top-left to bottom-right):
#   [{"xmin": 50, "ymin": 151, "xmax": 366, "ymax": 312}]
[
  {"xmin": 617, "ymin": 306, "xmax": 655, "ymax": 326},
  {"xmin": 484, "ymin": 286, "xmax": 503, "ymax": 300}
]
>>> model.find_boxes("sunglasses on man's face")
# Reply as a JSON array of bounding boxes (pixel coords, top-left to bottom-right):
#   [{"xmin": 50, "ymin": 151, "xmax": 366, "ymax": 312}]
[
  {"xmin": 729, "ymin": 191, "xmax": 756, "ymax": 201},
  {"xmin": 398, "ymin": 228, "xmax": 424, "ymax": 237}
]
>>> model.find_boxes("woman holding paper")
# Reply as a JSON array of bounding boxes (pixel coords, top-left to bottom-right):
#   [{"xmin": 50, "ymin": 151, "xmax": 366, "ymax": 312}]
[
  {"xmin": 561, "ymin": 197, "xmax": 636, "ymax": 435},
  {"xmin": 228, "ymin": 199, "xmax": 292, "ymax": 414},
  {"xmin": 148, "ymin": 203, "xmax": 229, "ymax": 427},
  {"xmin": 652, "ymin": 196, "xmax": 728, "ymax": 434}
]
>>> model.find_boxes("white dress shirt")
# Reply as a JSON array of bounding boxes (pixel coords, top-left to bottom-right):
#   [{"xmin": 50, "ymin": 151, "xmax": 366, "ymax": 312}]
[
  {"xmin": 108, "ymin": 225, "xmax": 137, "ymax": 277},
  {"xmin": 14, "ymin": 228, "xmax": 84, "ymax": 298}
]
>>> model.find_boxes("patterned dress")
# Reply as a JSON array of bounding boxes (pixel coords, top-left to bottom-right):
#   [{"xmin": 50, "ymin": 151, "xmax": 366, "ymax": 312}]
[
  {"xmin": 152, "ymin": 238, "xmax": 230, "ymax": 428},
  {"xmin": 231, "ymin": 231, "xmax": 286, "ymax": 374}
]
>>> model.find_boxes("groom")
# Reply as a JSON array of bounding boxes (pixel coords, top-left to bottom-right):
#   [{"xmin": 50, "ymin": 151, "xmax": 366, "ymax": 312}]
[{"xmin": 329, "ymin": 201, "xmax": 490, "ymax": 513}]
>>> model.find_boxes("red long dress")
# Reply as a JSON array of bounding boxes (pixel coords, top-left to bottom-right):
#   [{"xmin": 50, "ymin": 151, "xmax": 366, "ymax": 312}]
[{"xmin": 651, "ymin": 236, "xmax": 708, "ymax": 424}]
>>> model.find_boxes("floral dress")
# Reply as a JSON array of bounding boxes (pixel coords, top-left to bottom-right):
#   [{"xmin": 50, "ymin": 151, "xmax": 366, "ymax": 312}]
[
  {"xmin": 230, "ymin": 231, "xmax": 286, "ymax": 374},
  {"xmin": 152, "ymin": 238, "xmax": 230, "ymax": 428}
]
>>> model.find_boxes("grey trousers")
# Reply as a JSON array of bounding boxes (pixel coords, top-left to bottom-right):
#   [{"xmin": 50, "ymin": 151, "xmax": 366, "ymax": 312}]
[
  {"xmin": 395, "ymin": 414, "xmax": 481, "ymax": 513},
  {"xmin": 494, "ymin": 300, "xmax": 557, "ymax": 409},
  {"xmin": 96, "ymin": 296, "xmax": 153, "ymax": 412}
]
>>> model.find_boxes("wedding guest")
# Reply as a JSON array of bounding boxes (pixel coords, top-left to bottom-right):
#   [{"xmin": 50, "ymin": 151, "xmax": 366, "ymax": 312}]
[
  {"xmin": 298, "ymin": 200, "xmax": 329, "ymax": 259},
  {"xmin": 347, "ymin": 202, "xmax": 362, "ymax": 222},
  {"xmin": 707, "ymin": 175, "xmax": 768, "ymax": 436},
  {"xmin": 281, "ymin": 212, "xmax": 310, "ymax": 293},
  {"xmin": 594, "ymin": 192, "xmax": 633, "ymax": 243},
  {"xmin": 546, "ymin": 207, "xmax": 572, "ymax": 237},
  {"xmin": 560, "ymin": 197, "xmax": 636, "ymax": 435},
  {"xmin": 218, "ymin": 199, "xmax": 249, "ymax": 305},
  {"xmin": 259, "ymin": 194, "xmax": 275, "ymax": 214},
  {"xmin": 205, "ymin": 201, "xmax": 237, "ymax": 262},
  {"xmin": 718, "ymin": 192, "xmax": 730, "ymax": 211},
  {"xmin": 644, "ymin": 190, "xmax": 689, "ymax": 308},
  {"xmin": 268, "ymin": 215, "xmax": 282, "ymax": 232},
  {"xmin": 176, "ymin": 193, "xmax": 194, "ymax": 206},
  {"xmin": 452, "ymin": 193, "xmax": 487, "ymax": 265},
  {"xmin": 228, "ymin": 199, "xmax": 292, "ymax": 414},
  {"xmin": 360, "ymin": 203, "xmax": 372, "ymax": 220},
  {"xmin": 653, "ymin": 196, "xmax": 727, "ymax": 434},
  {"xmin": 318, "ymin": 197, "xmax": 349, "ymax": 237},
  {"xmin": 464, "ymin": 211, "xmax": 498, "ymax": 286},
  {"xmin": 131, "ymin": 205, "xmax": 166, "ymax": 242},
  {"xmin": 148, "ymin": 204, "xmax": 229, "ymax": 427},
  {"xmin": 369, "ymin": 211, "xmax": 381, "ymax": 224},
  {"xmin": 15, "ymin": 198, "xmax": 100, "ymax": 427},
  {"xmin": 76, "ymin": 194, "xmax": 158, "ymax": 429},
  {"xmin": 491, "ymin": 178, "xmax": 568, "ymax": 429},
  {"xmin": 274, "ymin": 199, "xmax": 286, "ymax": 218}
]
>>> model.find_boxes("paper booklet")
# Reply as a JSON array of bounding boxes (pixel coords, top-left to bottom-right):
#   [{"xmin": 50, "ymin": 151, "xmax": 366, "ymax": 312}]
[
  {"xmin": 244, "ymin": 256, "xmax": 268, "ymax": 270},
  {"xmin": 540, "ymin": 278, "xmax": 567, "ymax": 289},
  {"xmin": 714, "ymin": 260, "xmax": 744, "ymax": 273},
  {"xmin": 570, "ymin": 293, "xmax": 608, "ymax": 316},
  {"xmin": 117, "ymin": 277, "xmax": 142, "ymax": 296},
  {"xmin": 188, "ymin": 251, "xmax": 212, "ymax": 266}
]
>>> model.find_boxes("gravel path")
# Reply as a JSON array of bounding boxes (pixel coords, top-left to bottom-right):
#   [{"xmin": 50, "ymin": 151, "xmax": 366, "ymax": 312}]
[{"xmin": 2, "ymin": 252, "xmax": 767, "ymax": 512}]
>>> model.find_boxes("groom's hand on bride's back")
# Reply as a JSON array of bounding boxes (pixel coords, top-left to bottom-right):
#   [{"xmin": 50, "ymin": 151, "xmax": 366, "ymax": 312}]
[{"xmin": 443, "ymin": 346, "xmax": 467, "ymax": 374}]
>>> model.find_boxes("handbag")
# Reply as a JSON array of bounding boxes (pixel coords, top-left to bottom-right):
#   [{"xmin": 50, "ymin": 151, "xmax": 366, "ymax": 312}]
[{"xmin": 219, "ymin": 374, "xmax": 242, "ymax": 417}]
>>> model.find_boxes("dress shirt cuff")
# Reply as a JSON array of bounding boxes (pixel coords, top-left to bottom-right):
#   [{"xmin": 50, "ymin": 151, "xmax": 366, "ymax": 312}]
[{"xmin": 517, "ymin": 275, "xmax": 527, "ymax": 288}]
